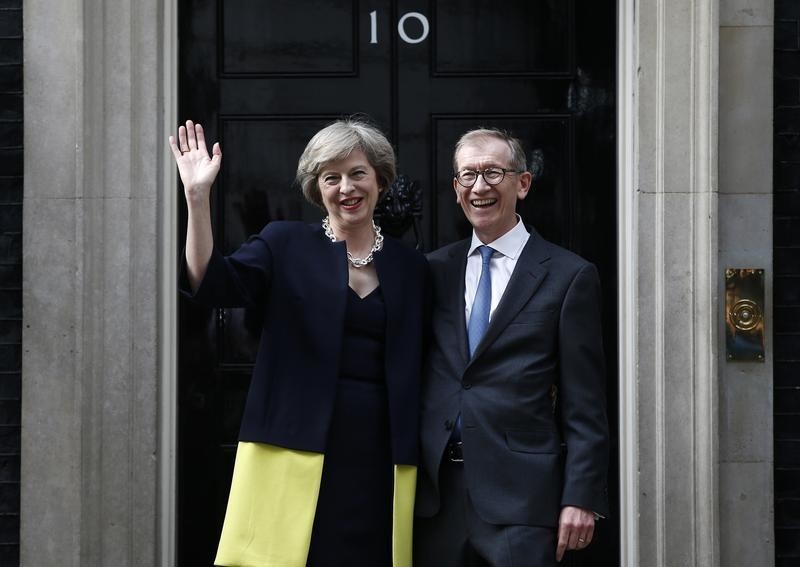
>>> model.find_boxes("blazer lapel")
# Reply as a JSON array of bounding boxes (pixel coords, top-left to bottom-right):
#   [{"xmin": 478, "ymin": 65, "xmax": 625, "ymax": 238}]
[
  {"xmin": 311, "ymin": 223, "xmax": 349, "ymax": 293},
  {"xmin": 467, "ymin": 230, "xmax": 551, "ymax": 364},
  {"xmin": 374, "ymin": 240, "xmax": 403, "ymax": 353}
]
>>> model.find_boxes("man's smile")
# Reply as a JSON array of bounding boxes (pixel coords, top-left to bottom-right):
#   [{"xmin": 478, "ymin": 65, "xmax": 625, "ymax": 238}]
[{"xmin": 470, "ymin": 198, "xmax": 497, "ymax": 208}]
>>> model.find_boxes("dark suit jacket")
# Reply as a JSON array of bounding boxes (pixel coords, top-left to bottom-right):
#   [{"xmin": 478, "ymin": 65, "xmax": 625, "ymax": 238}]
[
  {"xmin": 416, "ymin": 228, "xmax": 609, "ymax": 527},
  {"xmin": 181, "ymin": 221, "xmax": 428, "ymax": 465}
]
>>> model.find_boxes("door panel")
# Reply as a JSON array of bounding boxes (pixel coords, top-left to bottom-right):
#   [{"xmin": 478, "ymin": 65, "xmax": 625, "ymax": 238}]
[
  {"xmin": 433, "ymin": 0, "xmax": 570, "ymax": 74},
  {"xmin": 219, "ymin": 118, "xmax": 335, "ymax": 249},
  {"xmin": 221, "ymin": 0, "xmax": 359, "ymax": 75},
  {"xmin": 178, "ymin": 1, "xmax": 617, "ymax": 565}
]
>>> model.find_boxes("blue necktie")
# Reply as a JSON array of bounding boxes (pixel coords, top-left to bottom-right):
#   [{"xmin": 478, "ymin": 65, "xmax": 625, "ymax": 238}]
[
  {"xmin": 451, "ymin": 246, "xmax": 494, "ymax": 445},
  {"xmin": 467, "ymin": 245, "xmax": 494, "ymax": 356}
]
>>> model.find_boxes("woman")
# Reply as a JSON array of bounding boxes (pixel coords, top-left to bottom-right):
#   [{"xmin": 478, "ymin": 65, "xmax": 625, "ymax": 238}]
[{"xmin": 169, "ymin": 118, "xmax": 427, "ymax": 566}]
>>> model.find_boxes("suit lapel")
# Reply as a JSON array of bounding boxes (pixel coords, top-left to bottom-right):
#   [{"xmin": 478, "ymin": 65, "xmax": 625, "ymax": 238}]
[
  {"xmin": 447, "ymin": 241, "xmax": 471, "ymax": 366},
  {"xmin": 467, "ymin": 231, "xmax": 551, "ymax": 364}
]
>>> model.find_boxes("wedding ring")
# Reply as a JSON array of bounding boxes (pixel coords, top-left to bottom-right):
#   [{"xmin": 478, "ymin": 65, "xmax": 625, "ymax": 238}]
[{"xmin": 578, "ymin": 538, "xmax": 586, "ymax": 543}]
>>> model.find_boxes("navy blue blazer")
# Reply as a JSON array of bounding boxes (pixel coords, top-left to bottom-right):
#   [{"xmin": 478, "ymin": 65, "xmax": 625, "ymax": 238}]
[
  {"xmin": 416, "ymin": 229, "xmax": 609, "ymax": 526},
  {"xmin": 181, "ymin": 221, "xmax": 428, "ymax": 465}
]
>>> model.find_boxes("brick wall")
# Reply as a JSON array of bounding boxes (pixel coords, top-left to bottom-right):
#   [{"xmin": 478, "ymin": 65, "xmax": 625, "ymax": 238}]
[
  {"xmin": 0, "ymin": 0, "xmax": 21, "ymax": 565},
  {"xmin": 775, "ymin": 1, "xmax": 800, "ymax": 564}
]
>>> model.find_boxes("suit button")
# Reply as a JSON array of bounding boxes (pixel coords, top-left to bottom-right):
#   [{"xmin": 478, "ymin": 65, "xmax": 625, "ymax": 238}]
[
  {"xmin": 463, "ymin": 383, "xmax": 472, "ymax": 389},
  {"xmin": 444, "ymin": 420, "xmax": 454, "ymax": 431}
]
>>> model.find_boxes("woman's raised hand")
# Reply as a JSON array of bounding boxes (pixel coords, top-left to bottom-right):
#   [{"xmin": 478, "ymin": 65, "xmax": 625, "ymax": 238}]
[{"xmin": 169, "ymin": 120, "xmax": 222, "ymax": 203}]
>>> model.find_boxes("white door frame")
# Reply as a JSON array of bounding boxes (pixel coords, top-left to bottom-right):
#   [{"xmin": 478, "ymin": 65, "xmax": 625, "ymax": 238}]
[
  {"xmin": 159, "ymin": 1, "xmax": 179, "ymax": 564},
  {"xmin": 616, "ymin": 0, "xmax": 638, "ymax": 565},
  {"xmin": 158, "ymin": 2, "xmax": 642, "ymax": 564}
]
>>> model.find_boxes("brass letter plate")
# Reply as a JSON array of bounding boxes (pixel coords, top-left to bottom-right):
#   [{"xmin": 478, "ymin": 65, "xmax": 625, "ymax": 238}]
[{"xmin": 725, "ymin": 268, "xmax": 765, "ymax": 362}]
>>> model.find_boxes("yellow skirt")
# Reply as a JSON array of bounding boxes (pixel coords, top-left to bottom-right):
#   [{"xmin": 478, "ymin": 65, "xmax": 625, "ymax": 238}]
[{"xmin": 214, "ymin": 442, "xmax": 416, "ymax": 567}]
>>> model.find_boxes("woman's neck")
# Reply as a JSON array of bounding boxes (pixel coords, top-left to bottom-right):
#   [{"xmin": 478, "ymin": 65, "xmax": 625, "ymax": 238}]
[{"xmin": 329, "ymin": 218, "xmax": 376, "ymax": 255}]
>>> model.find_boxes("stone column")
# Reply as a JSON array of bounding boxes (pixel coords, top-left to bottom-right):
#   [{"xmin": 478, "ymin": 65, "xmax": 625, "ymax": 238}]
[
  {"xmin": 22, "ymin": 0, "xmax": 167, "ymax": 565},
  {"xmin": 634, "ymin": 0, "xmax": 720, "ymax": 565}
]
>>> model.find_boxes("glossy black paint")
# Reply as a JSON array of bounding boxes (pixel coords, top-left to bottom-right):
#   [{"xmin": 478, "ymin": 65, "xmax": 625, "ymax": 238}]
[
  {"xmin": 0, "ymin": 2, "xmax": 22, "ymax": 565},
  {"xmin": 178, "ymin": 1, "xmax": 617, "ymax": 565},
  {"xmin": 774, "ymin": 1, "xmax": 800, "ymax": 562}
]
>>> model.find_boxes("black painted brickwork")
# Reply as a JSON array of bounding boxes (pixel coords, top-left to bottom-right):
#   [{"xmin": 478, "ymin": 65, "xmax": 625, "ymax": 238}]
[
  {"xmin": 0, "ymin": 0, "xmax": 20, "ymax": 565},
  {"xmin": 775, "ymin": 1, "xmax": 800, "ymax": 565}
]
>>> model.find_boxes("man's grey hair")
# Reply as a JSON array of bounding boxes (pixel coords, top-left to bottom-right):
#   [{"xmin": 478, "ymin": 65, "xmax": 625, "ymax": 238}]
[{"xmin": 453, "ymin": 128, "xmax": 528, "ymax": 174}]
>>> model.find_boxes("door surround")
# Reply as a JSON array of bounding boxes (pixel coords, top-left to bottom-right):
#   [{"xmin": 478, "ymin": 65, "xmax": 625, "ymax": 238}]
[
  {"xmin": 616, "ymin": 0, "xmax": 638, "ymax": 564},
  {"xmin": 19, "ymin": 0, "xmax": 718, "ymax": 565},
  {"xmin": 157, "ymin": 1, "xmax": 720, "ymax": 565},
  {"xmin": 159, "ymin": 2, "xmax": 180, "ymax": 564}
]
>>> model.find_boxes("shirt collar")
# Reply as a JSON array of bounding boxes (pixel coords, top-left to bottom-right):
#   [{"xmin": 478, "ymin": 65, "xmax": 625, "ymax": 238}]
[{"xmin": 467, "ymin": 215, "xmax": 530, "ymax": 259}]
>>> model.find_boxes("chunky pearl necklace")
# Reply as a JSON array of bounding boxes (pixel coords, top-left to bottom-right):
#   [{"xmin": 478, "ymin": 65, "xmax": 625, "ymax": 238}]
[{"xmin": 322, "ymin": 216, "xmax": 384, "ymax": 268}]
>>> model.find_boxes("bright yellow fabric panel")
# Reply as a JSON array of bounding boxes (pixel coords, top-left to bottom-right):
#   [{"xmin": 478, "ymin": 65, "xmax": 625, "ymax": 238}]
[
  {"xmin": 214, "ymin": 442, "xmax": 418, "ymax": 566},
  {"xmin": 214, "ymin": 442, "xmax": 324, "ymax": 567},
  {"xmin": 392, "ymin": 464, "xmax": 417, "ymax": 567}
]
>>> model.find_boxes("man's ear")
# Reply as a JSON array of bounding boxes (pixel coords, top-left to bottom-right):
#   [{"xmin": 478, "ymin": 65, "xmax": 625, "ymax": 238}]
[
  {"xmin": 517, "ymin": 171, "xmax": 533, "ymax": 201},
  {"xmin": 453, "ymin": 177, "xmax": 461, "ymax": 203}
]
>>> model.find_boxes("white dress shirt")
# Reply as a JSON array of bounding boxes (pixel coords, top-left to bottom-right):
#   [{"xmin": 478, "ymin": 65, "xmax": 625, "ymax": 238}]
[{"xmin": 464, "ymin": 217, "xmax": 530, "ymax": 323}]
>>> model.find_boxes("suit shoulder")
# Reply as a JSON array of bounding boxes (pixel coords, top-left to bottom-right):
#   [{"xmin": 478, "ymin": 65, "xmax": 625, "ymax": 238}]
[
  {"xmin": 426, "ymin": 239, "xmax": 468, "ymax": 265},
  {"xmin": 257, "ymin": 220, "xmax": 319, "ymax": 244},
  {"xmin": 537, "ymin": 236, "xmax": 594, "ymax": 272}
]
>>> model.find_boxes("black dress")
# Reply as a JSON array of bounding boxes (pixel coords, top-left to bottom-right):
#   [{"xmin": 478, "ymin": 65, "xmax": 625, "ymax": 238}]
[{"xmin": 306, "ymin": 286, "xmax": 394, "ymax": 566}]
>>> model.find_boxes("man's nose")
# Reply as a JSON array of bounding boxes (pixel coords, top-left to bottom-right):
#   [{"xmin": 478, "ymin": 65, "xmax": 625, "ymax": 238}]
[{"xmin": 472, "ymin": 176, "xmax": 492, "ymax": 192}]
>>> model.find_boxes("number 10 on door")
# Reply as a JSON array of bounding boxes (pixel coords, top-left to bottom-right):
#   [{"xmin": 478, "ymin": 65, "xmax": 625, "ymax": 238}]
[{"xmin": 370, "ymin": 10, "xmax": 430, "ymax": 44}]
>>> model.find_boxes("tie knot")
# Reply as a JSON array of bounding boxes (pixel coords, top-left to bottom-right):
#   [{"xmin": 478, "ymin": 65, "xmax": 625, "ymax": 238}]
[{"xmin": 478, "ymin": 246, "xmax": 494, "ymax": 265}]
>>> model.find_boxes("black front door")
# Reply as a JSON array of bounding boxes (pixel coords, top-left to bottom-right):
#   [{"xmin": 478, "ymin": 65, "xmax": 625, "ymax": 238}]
[{"xmin": 178, "ymin": 1, "xmax": 617, "ymax": 565}]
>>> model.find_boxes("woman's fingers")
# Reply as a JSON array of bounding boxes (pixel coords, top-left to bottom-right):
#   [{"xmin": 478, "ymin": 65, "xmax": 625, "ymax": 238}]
[
  {"xmin": 170, "ymin": 122, "xmax": 220, "ymax": 188},
  {"xmin": 186, "ymin": 119, "xmax": 198, "ymax": 150},
  {"xmin": 195, "ymin": 123, "xmax": 209, "ymax": 155},
  {"xmin": 174, "ymin": 120, "xmax": 210, "ymax": 158},
  {"xmin": 168, "ymin": 135, "xmax": 183, "ymax": 160},
  {"xmin": 168, "ymin": 122, "xmax": 222, "ymax": 193},
  {"xmin": 178, "ymin": 125, "xmax": 188, "ymax": 153}
]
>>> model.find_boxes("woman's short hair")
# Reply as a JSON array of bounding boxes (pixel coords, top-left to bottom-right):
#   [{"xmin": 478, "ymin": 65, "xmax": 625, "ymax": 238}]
[
  {"xmin": 452, "ymin": 128, "xmax": 528, "ymax": 174},
  {"xmin": 296, "ymin": 117, "xmax": 396, "ymax": 209}
]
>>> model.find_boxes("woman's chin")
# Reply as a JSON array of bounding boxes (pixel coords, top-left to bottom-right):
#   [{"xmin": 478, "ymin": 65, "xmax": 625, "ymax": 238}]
[{"xmin": 329, "ymin": 209, "xmax": 375, "ymax": 231}]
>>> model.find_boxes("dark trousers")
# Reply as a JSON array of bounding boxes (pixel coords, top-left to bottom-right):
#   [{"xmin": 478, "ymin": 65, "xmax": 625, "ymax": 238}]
[{"xmin": 414, "ymin": 460, "xmax": 557, "ymax": 567}]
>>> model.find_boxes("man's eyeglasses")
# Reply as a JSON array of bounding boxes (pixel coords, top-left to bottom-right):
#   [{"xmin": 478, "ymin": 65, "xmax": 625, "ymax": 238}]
[{"xmin": 455, "ymin": 167, "xmax": 521, "ymax": 188}]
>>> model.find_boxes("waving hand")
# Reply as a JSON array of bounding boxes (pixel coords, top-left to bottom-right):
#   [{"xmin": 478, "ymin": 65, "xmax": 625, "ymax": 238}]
[
  {"xmin": 168, "ymin": 120, "xmax": 221, "ymax": 290},
  {"xmin": 168, "ymin": 120, "xmax": 222, "ymax": 203}
]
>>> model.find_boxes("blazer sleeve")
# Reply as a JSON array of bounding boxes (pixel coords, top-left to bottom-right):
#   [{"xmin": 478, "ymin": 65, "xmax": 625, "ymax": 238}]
[
  {"xmin": 179, "ymin": 226, "xmax": 275, "ymax": 309},
  {"xmin": 557, "ymin": 262, "xmax": 610, "ymax": 517}
]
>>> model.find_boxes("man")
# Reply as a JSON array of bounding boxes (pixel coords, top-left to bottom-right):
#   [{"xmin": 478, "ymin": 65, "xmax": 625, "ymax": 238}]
[{"xmin": 414, "ymin": 129, "xmax": 609, "ymax": 566}]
